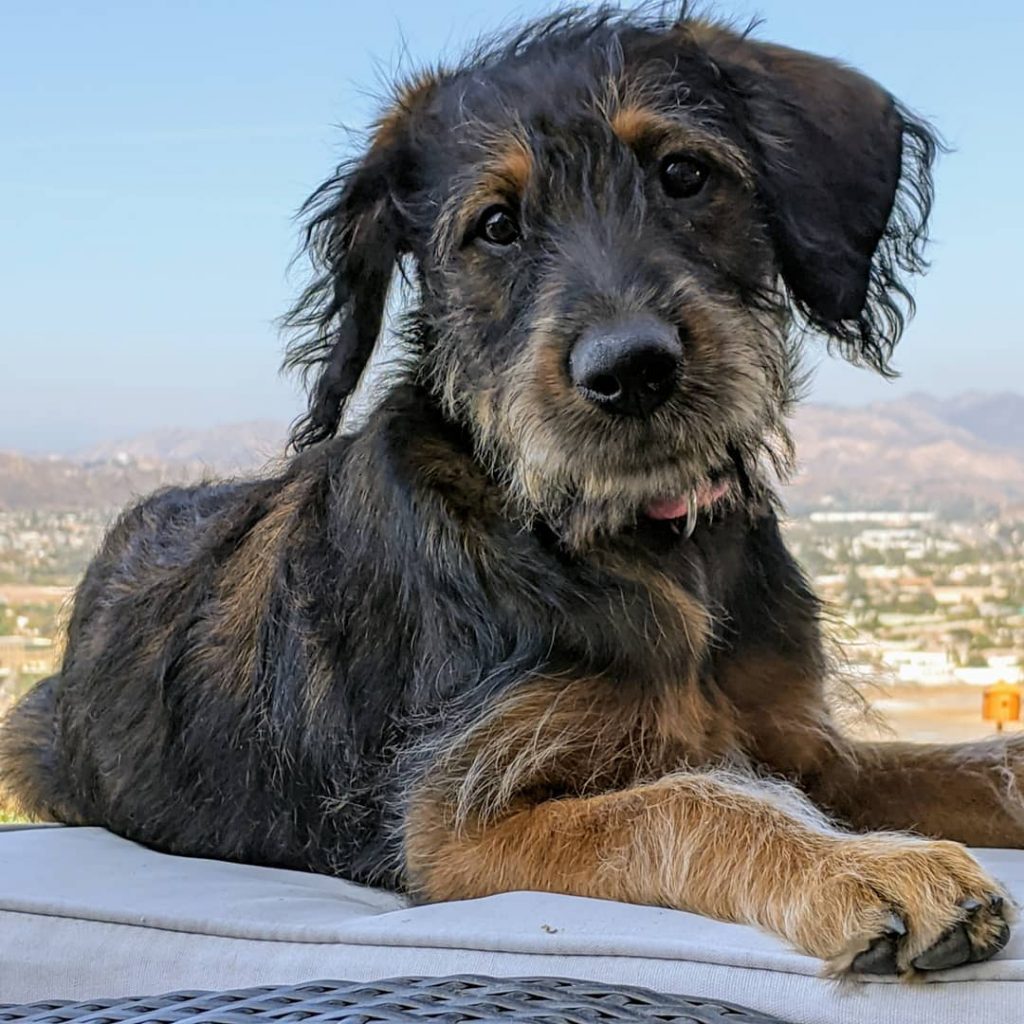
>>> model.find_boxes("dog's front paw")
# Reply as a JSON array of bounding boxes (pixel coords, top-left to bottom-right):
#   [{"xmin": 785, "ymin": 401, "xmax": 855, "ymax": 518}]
[
  {"xmin": 802, "ymin": 836, "xmax": 1012, "ymax": 978},
  {"xmin": 848, "ymin": 893, "xmax": 1009, "ymax": 976}
]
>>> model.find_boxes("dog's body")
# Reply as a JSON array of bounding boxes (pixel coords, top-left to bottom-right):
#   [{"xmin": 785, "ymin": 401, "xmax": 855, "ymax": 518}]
[
  {"xmin": 3, "ymin": 6, "xmax": 1023, "ymax": 979},
  {"xmin": 2, "ymin": 386, "xmax": 817, "ymax": 879}
]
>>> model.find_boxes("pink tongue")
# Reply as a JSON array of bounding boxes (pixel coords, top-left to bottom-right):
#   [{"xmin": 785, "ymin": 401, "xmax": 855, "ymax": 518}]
[
  {"xmin": 645, "ymin": 480, "xmax": 731, "ymax": 522},
  {"xmin": 645, "ymin": 495, "xmax": 690, "ymax": 521}
]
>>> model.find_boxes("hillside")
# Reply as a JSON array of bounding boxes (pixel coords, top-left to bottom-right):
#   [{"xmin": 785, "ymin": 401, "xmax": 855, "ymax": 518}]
[
  {"xmin": 76, "ymin": 420, "xmax": 288, "ymax": 470},
  {"xmin": 1, "ymin": 394, "xmax": 1020, "ymax": 513},
  {"xmin": 786, "ymin": 394, "xmax": 1024, "ymax": 513}
]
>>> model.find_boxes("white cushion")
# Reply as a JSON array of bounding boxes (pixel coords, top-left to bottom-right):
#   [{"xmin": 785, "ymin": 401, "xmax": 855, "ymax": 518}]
[{"xmin": 0, "ymin": 826, "xmax": 1021, "ymax": 1023}]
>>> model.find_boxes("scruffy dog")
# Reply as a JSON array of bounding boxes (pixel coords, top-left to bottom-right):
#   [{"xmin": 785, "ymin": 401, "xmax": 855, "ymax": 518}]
[{"xmin": 2, "ymin": 6, "xmax": 1021, "ymax": 979}]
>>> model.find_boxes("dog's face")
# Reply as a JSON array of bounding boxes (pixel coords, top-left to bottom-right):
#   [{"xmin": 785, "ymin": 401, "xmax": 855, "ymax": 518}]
[
  {"xmin": 286, "ymin": 11, "xmax": 935, "ymax": 550},
  {"xmin": 416, "ymin": 37, "xmax": 786, "ymax": 546}
]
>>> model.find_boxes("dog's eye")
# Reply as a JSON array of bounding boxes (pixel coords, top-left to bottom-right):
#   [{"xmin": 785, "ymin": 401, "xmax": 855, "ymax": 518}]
[
  {"xmin": 659, "ymin": 155, "xmax": 710, "ymax": 199},
  {"xmin": 476, "ymin": 205, "xmax": 520, "ymax": 247}
]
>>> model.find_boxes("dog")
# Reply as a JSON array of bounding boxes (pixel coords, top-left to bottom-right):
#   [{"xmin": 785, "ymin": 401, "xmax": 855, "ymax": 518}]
[{"xmin": 2, "ymin": 5, "xmax": 1021, "ymax": 980}]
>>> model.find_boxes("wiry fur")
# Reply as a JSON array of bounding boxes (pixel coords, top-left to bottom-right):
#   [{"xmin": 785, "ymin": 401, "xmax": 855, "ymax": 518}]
[{"xmin": 1, "ymin": 4, "xmax": 1020, "ymax": 980}]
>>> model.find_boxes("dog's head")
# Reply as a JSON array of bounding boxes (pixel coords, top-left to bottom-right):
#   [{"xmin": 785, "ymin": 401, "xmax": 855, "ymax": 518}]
[{"xmin": 285, "ymin": 7, "xmax": 936, "ymax": 549}]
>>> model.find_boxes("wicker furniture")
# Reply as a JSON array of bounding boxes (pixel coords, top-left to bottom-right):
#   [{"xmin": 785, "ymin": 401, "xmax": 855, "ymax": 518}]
[{"xmin": 0, "ymin": 976, "xmax": 791, "ymax": 1024}]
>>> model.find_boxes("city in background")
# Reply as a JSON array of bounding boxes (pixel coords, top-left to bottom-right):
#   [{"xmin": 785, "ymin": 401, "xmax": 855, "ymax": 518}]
[{"xmin": 2, "ymin": 390, "xmax": 1022, "ymax": 744}]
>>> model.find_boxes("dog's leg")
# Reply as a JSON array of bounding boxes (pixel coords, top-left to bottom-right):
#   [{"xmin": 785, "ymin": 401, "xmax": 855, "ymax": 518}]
[
  {"xmin": 406, "ymin": 770, "xmax": 1010, "ymax": 975},
  {"xmin": 715, "ymin": 630, "xmax": 1024, "ymax": 847},
  {"xmin": 808, "ymin": 736, "xmax": 1024, "ymax": 849}
]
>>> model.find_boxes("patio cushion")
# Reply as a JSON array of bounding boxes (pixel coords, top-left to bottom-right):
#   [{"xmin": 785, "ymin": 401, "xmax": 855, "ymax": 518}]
[{"xmin": 0, "ymin": 825, "xmax": 1021, "ymax": 1024}]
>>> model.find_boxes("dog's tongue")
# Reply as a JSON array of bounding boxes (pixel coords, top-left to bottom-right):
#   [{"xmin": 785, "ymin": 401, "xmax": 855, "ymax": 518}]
[
  {"xmin": 645, "ymin": 480, "xmax": 731, "ymax": 522},
  {"xmin": 645, "ymin": 495, "xmax": 690, "ymax": 521}
]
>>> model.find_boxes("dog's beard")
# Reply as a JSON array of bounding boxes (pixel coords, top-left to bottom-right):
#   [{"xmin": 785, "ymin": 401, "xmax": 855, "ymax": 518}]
[
  {"xmin": 429, "ymin": 291, "xmax": 798, "ymax": 551},
  {"xmin": 493, "ymin": 425, "xmax": 782, "ymax": 550},
  {"xmin": 450, "ymin": 381, "xmax": 792, "ymax": 550},
  {"xmin": 477, "ymin": 367, "xmax": 794, "ymax": 553}
]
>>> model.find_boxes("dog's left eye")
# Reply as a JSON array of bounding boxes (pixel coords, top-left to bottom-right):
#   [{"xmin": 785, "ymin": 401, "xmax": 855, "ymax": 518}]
[
  {"xmin": 475, "ymin": 205, "xmax": 521, "ymax": 247},
  {"xmin": 659, "ymin": 155, "xmax": 710, "ymax": 199}
]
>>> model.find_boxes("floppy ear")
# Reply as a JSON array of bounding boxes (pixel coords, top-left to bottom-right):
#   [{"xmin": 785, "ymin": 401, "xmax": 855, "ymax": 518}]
[
  {"xmin": 283, "ymin": 76, "xmax": 437, "ymax": 450},
  {"xmin": 690, "ymin": 26, "xmax": 938, "ymax": 374}
]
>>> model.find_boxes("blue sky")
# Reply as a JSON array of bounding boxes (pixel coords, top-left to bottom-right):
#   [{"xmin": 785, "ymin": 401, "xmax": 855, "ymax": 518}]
[{"xmin": 2, "ymin": 0, "xmax": 1021, "ymax": 452}]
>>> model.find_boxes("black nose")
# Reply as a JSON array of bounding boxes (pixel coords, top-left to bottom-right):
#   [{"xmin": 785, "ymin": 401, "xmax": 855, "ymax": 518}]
[{"xmin": 569, "ymin": 317, "xmax": 682, "ymax": 417}]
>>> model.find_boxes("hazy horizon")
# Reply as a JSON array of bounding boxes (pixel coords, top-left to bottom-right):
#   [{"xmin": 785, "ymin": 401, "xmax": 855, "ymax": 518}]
[
  {"xmin": 3, "ymin": 0, "xmax": 1021, "ymax": 451},
  {"xmin": 4, "ymin": 387, "xmax": 1020, "ymax": 459}
]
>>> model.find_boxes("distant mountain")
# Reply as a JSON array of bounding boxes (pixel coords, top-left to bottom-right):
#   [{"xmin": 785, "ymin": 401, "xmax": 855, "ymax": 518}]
[
  {"xmin": 76, "ymin": 420, "xmax": 288, "ymax": 472},
  {"xmin": 0, "ymin": 422, "xmax": 289, "ymax": 513},
  {"xmin": 897, "ymin": 392, "xmax": 1024, "ymax": 452},
  {"xmin": 785, "ymin": 393, "xmax": 1024, "ymax": 514},
  {"xmin": 0, "ymin": 451, "xmax": 197, "ymax": 513},
  {"xmin": 1, "ymin": 394, "xmax": 1020, "ymax": 514}
]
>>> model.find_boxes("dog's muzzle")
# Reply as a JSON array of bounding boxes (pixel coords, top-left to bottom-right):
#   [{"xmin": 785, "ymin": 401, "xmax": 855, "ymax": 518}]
[{"xmin": 568, "ymin": 315, "xmax": 682, "ymax": 418}]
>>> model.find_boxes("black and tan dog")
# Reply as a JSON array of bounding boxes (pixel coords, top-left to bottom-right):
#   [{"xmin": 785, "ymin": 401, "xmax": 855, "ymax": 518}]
[{"xmin": 2, "ymin": 6, "xmax": 1021, "ymax": 978}]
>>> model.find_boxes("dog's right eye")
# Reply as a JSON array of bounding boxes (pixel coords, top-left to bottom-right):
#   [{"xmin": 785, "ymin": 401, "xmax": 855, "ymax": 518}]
[
  {"xmin": 659, "ymin": 155, "xmax": 710, "ymax": 200},
  {"xmin": 475, "ymin": 205, "xmax": 520, "ymax": 247}
]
